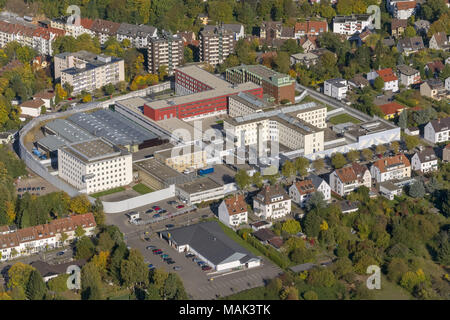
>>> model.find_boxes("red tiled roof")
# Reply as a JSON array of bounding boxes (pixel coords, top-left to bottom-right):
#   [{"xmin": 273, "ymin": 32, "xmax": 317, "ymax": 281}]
[
  {"xmin": 378, "ymin": 102, "xmax": 406, "ymax": 116},
  {"xmin": 377, "ymin": 68, "xmax": 398, "ymax": 82},
  {"xmin": 294, "ymin": 20, "xmax": 328, "ymax": 34},
  {"xmin": 33, "ymin": 91, "xmax": 55, "ymax": 100},
  {"xmin": 396, "ymin": 1, "xmax": 416, "ymax": 10},
  {"xmin": 373, "ymin": 154, "xmax": 411, "ymax": 173},
  {"xmin": 224, "ymin": 194, "xmax": 247, "ymax": 216},
  {"xmin": 20, "ymin": 99, "xmax": 45, "ymax": 109},
  {"xmin": 293, "ymin": 179, "xmax": 316, "ymax": 195},
  {"xmin": 80, "ymin": 18, "xmax": 94, "ymax": 29},
  {"xmin": 335, "ymin": 166, "xmax": 358, "ymax": 183}
]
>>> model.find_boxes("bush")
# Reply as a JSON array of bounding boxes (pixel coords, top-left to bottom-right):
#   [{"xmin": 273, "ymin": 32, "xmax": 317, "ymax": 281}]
[{"xmin": 303, "ymin": 290, "xmax": 318, "ymax": 300}]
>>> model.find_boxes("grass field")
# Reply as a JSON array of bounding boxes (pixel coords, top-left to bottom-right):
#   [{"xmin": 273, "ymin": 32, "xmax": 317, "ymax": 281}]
[
  {"xmin": 91, "ymin": 186, "xmax": 126, "ymax": 199},
  {"xmin": 328, "ymin": 113, "xmax": 362, "ymax": 125},
  {"xmin": 132, "ymin": 183, "xmax": 154, "ymax": 194},
  {"xmin": 372, "ymin": 275, "xmax": 412, "ymax": 300}
]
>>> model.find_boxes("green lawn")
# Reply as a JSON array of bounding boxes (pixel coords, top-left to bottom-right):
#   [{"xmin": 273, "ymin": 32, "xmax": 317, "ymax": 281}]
[
  {"xmin": 372, "ymin": 275, "xmax": 412, "ymax": 300},
  {"xmin": 132, "ymin": 183, "xmax": 154, "ymax": 195},
  {"xmin": 328, "ymin": 113, "xmax": 362, "ymax": 125},
  {"xmin": 91, "ymin": 186, "xmax": 126, "ymax": 199}
]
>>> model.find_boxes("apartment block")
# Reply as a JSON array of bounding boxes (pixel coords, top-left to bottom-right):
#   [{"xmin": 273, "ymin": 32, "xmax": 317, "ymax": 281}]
[
  {"xmin": 50, "ymin": 16, "xmax": 94, "ymax": 38},
  {"xmin": 324, "ymin": 78, "xmax": 348, "ymax": 100},
  {"xmin": 294, "ymin": 20, "xmax": 328, "ymax": 38},
  {"xmin": 424, "ymin": 117, "xmax": 450, "ymax": 144},
  {"xmin": 226, "ymin": 64, "xmax": 296, "ymax": 103},
  {"xmin": 202, "ymin": 24, "xmax": 244, "ymax": 41},
  {"xmin": 329, "ymin": 163, "xmax": 371, "ymax": 196},
  {"xmin": 147, "ymin": 32, "xmax": 183, "ymax": 75},
  {"xmin": 199, "ymin": 25, "xmax": 235, "ymax": 65},
  {"xmin": 116, "ymin": 22, "xmax": 157, "ymax": 48},
  {"xmin": 89, "ymin": 19, "xmax": 121, "ymax": 45},
  {"xmin": 253, "ymin": 184, "xmax": 291, "ymax": 220},
  {"xmin": 218, "ymin": 194, "xmax": 248, "ymax": 228},
  {"xmin": 396, "ymin": 64, "xmax": 420, "ymax": 87},
  {"xmin": 411, "ymin": 147, "xmax": 438, "ymax": 173},
  {"xmin": 370, "ymin": 154, "xmax": 411, "ymax": 183},
  {"xmin": 0, "ymin": 213, "xmax": 96, "ymax": 262},
  {"xmin": 332, "ymin": 14, "xmax": 373, "ymax": 36},
  {"xmin": 55, "ymin": 51, "xmax": 125, "ymax": 95},
  {"xmin": 58, "ymin": 138, "xmax": 132, "ymax": 194}
]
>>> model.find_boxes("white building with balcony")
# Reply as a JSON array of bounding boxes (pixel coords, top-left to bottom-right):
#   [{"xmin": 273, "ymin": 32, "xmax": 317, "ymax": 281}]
[{"xmin": 253, "ymin": 184, "xmax": 291, "ymax": 220}]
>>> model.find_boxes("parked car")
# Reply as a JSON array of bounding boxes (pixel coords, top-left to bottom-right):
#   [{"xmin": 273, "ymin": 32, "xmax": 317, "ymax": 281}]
[
  {"xmin": 145, "ymin": 209, "xmax": 153, "ymax": 214},
  {"xmin": 186, "ymin": 253, "xmax": 195, "ymax": 258},
  {"xmin": 193, "ymin": 258, "xmax": 201, "ymax": 263},
  {"xmin": 152, "ymin": 206, "xmax": 161, "ymax": 211},
  {"xmin": 168, "ymin": 200, "xmax": 177, "ymax": 205},
  {"xmin": 176, "ymin": 204, "xmax": 185, "ymax": 209},
  {"xmin": 153, "ymin": 214, "xmax": 161, "ymax": 218},
  {"xmin": 159, "ymin": 209, "xmax": 167, "ymax": 214},
  {"xmin": 201, "ymin": 215, "xmax": 208, "ymax": 218},
  {"xmin": 167, "ymin": 259, "xmax": 175, "ymax": 265},
  {"xmin": 201, "ymin": 265, "xmax": 212, "ymax": 271},
  {"xmin": 165, "ymin": 224, "xmax": 175, "ymax": 229},
  {"xmin": 146, "ymin": 246, "xmax": 155, "ymax": 250},
  {"xmin": 173, "ymin": 266, "xmax": 182, "ymax": 271},
  {"xmin": 197, "ymin": 261, "xmax": 206, "ymax": 266},
  {"xmin": 161, "ymin": 254, "xmax": 169, "ymax": 259},
  {"xmin": 56, "ymin": 251, "xmax": 65, "ymax": 256}
]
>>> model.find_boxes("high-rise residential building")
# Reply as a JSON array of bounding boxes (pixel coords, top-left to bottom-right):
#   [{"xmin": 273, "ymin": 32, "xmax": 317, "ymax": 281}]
[
  {"xmin": 147, "ymin": 32, "xmax": 183, "ymax": 75},
  {"xmin": 199, "ymin": 25, "xmax": 235, "ymax": 65},
  {"xmin": 226, "ymin": 64, "xmax": 296, "ymax": 103},
  {"xmin": 55, "ymin": 51, "xmax": 125, "ymax": 95}
]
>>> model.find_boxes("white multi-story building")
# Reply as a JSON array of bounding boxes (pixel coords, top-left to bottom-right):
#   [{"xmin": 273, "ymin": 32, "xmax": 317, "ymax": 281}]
[
  {"xmin": 392, "ymin": 1, "xmax": 416, "ymax": 19},
  {"xmin": 329, "ymin": 162, "xmax": 371, "ymax": 196},
  {"xmin": 324, "ymin": 78, "xmax": 348, "ymax": 100},
  {"xmin": 289, "ymin": 174, "xmax": 330, "ymax": 207},
  {"xmin": 175, "ymin": 177, "xmax": 225, "ymax": 205},
  {"xmin": 218, "ymin": 194, "xmax": 248, "ymax": 228},
  {"xmin": 58, "ymin": 138, "xmax": 132, "ymax": 194},
  {"xmin": 411, "ymin": 147, "xmax": 438, "ymax": 173},
  {"xmin": 367, "ymin": 68, "xmax": 399, "ymax": 92},
  {"xmin": 253, "ymin": 184, "xmax": 291, "ymax": 220},
  {"xmin": 55, "ymin": 51, "xmax": 125, "ymax": 95},
  {"xmin": 50, "ymin": 16, "xmax": 95, "ymax": 38},
  {"xmin": 396, "ymin": 64, "xmax": 421, "ymax": 87},
  {"xmin": 424, "ymin": 117, "xmax": 450, "ymax": 144},
  {"xmin": 116, "ymin": 22, "xmax": 157, "ymax": 48},
  {"xmin": 0, "ymin": 213, "xmax": 96, "ymax": 262},
  {"xmin": 370, "ymin": 154, "xmax": 411, "ymax": 183},
  {"xmin": 228, "ymin": 92, "xmax": 274, "ymax": 117},
  {"xmin": 332, "ymin": 14, "xmax": 373, "ymax": 36}
]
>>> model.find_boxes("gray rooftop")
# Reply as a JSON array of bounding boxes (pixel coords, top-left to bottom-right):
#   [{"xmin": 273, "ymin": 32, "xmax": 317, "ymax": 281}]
[
  {"xmin": 177, "ymin": 177, "xmax": 223, "ymax": 194},
  {"xmin": 203, "ymin": 23, "xmax": 243, "ymax": 35},
  {"xmin": 45, "ymin": 118, "xmax": 94, "ymax": 143},
  {"xmin": 62, "ymin": 138, "xmax": 127, "ymax": 163},
  {"xmin": 68, "ymin": 109, "xmax": 160, "ymax": 146},
  {"xmin": 160, "ymin": 221, "xmax": 259, "ymax": 266},
  {"xmin": 117, "ymin": 22, "xmax": 157, "ymax": 38},
  {"xmin": 37, "ymin": 135, "xmax": 68, "ymax": 152},
  {"xmin": 134, "ymin": 158, "xmax": 185, "ymax": 184},
  {"xmin": 62, "ymin": 55, "xmax": 123, "ymax": 76},
  {"xmin": 397, "ymin": 64, "xmax": 419, "ymax": 76}
]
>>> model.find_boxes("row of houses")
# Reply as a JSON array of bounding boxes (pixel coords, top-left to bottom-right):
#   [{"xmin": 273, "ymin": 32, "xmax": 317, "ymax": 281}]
[{"xmin": 0, "ymin": 213, "xmax": 96, "ymax": 262}]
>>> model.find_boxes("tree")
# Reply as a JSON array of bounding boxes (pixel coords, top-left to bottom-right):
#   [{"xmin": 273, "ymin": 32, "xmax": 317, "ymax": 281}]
[
  {"xmin": 281, "ymin": 160, "xmax": 296, "ymax": 180},
  {"xmin": 387, "ymin": 258, "xmax": 409, "ymax": 283},
  {"xmin": 375, "ymin": 144, "xmax": 387, "ymax": 155},
  {"xmin": 8, "ymin": 263, "xmax": 34, "ymax": 289},
  {"xmin": 92, "ymin": 251, "xmax": 110, "ymax": 276},
  {"xmin": 404, "ymin": 135, "xmax": 420, "ymax": 151},
  {"xmin": 346, "ymin": 150, "xmax": 360, "ymax": 162},
  {"xmin": 281, "ymin": 219, "xmax": 301, "ymax": 235},
  {"xmin": 82, "ymin": 94, "xmax": 92, "ymax": 103},
  {"xmin": 60, "ymin": 232, "xmax": 68, "ymax": 244},
  {"xmin": 373, "ymin": 76, "xmax": 385, "ymax": 90},
  {"xmin": 75, "ymin": 225, "xmax": 86, "ymax": 238},
  {"xmin": 47, "ymin": 274, "xmax": 70, "ymax": 293},
  {"xmin": 75, "ymin": 236, "xmax": 95, "ymax": 260},
  {"xmin": 303, "ymin": 211, "xmax": 322, "ymax": 237},
  {"xmin": 92, "ymin": 198, "xmax": 106, "ymax": 226},
  {"xmin": 252, "ymin": 172, "xmax": 263, "ymax": 188},
  {"xmin": 103, "ymin": 83, "xmax": 115, "ymax": 96},
  {"xmin": 331, "ymin": 153, "xmax": 347, "ymax": 169},
  {"xmin": 361, "ymin": 148, "xmax": 373, "ymax": 161},
  {"xmin": 120, "ymin": 249, "xmax": 149, "ymax": 288},
  {"xmin": 235, "ymin": 169, "xmax": 250, "ymax": 190},
  {"xmin": 294, "ymin": 157, "xmax": 309, "ymax": 177},
  {"xmin": 306, "ymin": 268, "xmax": 336, "ymax": 287},
  {"xmin": 70, "ymin": 195, "xmax": 91, "ymax": 214},
  {"xmin": 312, "ymin": 158, "xmax": 324, "ymax": 171},
  {"xmin": 303, "ymin": 290, "xmax": 318, "ymax": 300},
  {"xmin": 405, "ymin": 26, "xmax": 416, "ymax": 37},
  {"xmin": 391, "ymin": 141, "xmax": 400, "ymax": 153},
  {"xmin": 305, "ymin": 192, "xmax": 326, "ymax": 212},
  {"xmin": 158, "ymin": 65, "xmax": 168, "ymax": 81},
  {"xmin": 81, "ymin": 262, "xmax": 102, "ymax": 300},
  {"xmin": 150, "ymin": 268, "xmax": 169, "ymax": 293},
  {"xmin": 274, "ymin": 52, "xmax": 290, "ymax": 74},
  {"xmin": 408, "ymin": 180, "xmax": 425, "ymax": 198},
  {"xmin": 26, "ymin": 269, "xmax": 46, "ymax": 300}
]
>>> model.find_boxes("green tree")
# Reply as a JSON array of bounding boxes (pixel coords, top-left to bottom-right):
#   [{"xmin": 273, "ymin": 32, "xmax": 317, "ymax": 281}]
[
  {"xmin": 281, "ymin": 160, "xmax": 296, "ymax": 180},
  {"xmin": 404, "ymin": 135, "xmax": 420, "ymax": 151},
  {"xmin": 375, "ymin": 144, "xmax": 387, "ymax": 155},
  {"xmin": 305, "ymin": 192, "xmax": 326, "ymax": 212},
  {"xmin": 303, "ymin": 290, "xmax": 318, "ymax": 300},
  {"xmin": 312, "ymin": 158, "xmax": 325, "ymax": 171},
  {"xmin": 391, "ymin": 141, "xmax": 400, "ymax": 153},
  {"xmin": 235, "ymin": 169, "xmax": 251, "ymax": 190},
  {"xmin": 26, "ymin": 270, "xmax": 47, "ymax": 300},
  {"xmin": 281, "ymin": 219, "xmax": 302, "ymax": 235},
  {"xmin": 294, "ymin": 157, "xmax": 309, "ymax": 177},
  {"xmin": 331, "ymin": 153, "xmax": 347, "ymax": 169},
  {"xmin": 387, "ymin": 258, "xmax": 409, "ymax": 283},
  {"xmin": 75, "ymin": 225, "xmax": 86, "ymax": 238},
  {"xmin": 47, "ymin": 274, "xmax": 70, "ymax": 293},
  {"xmin": 408, "ymin": 180, "xmax": 425, "ymax": 198},
  {"xmin": 346, "ymin": 150, "xmax": 360, "ymax": 162},
  {"xmin": 252, "ymin": 172, "xmax": 263, "ymax": 188},
  {"xmin": 303, "ymin": 211, "xmax": 322, "ymax": 237},
  {"xmin": 184, "ymin": 47, "xmax": 194, "ymax": 63},
  {"xmin": 274, "ymin": 51, "xmax": 290, "ymax": 74},
  {"xmin": 120, "ymin": 249, "xmax": 149, "ymax": 288},
  {"xmin": 81, "ymin": 262, "xmax": 102, "ymax": 300},
  {"xmin": 7, "ymin": 262, "xmax": 34, "ymax": 289},
  {"xmin": 405, "ymin": 26, "xmax": 417, "ymax": 37},
  {"xmin": 362, "ymin": 148, "xmax": 373, "ymax": 161},
  {"xmin": 75, "ymin": 236, "xmax": 95, "ymax": 260},
  {"xmin": 373, "ymin": 76, "xmax": 385, "ymax": 90}
]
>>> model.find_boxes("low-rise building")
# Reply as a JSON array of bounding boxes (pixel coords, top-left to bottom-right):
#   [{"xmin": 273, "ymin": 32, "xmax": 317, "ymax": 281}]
[
  {"xmin": 19, "ymin": 99, "xmax": 45, "ymax": 119},
  {"xmin": 379, "ymin": 181, "xmax": 402, "ymax": 200},
  {"xmin": 411, "ymin": 147, "xmax": 438, "ymax": 173},
  {"xmin": 414, "ymin": 20, "xmax": 430, "ymax": 35},
  {"xmin": 370, "ymin": 154, "xmax": 411, "ymax": 182},
  {"xmin": 154, "ymin": 146, "xmax": 207, "ymax": 173},
  {"xmin": 289, "ymin": 174, "xmax": 331, "ymax": 207},
  {"xmin": 378, "ymin": 102, "xmax": 406, "ymax": 120},
  {"xmin": 391, "ymin": 19, "xmax": 407, "ymax": 38},
  {"xmin": 0, "ymin": 213, "xmax": 96, "ymax": 261},
  {"xmin": 329, "ymin": 163, "xmax": 371, "ymax": 196},
  {"xmin": 290, "ymin": 52, "xmax": 320, "ymax": 68},
  {"xmin": 32, "ymin": 91, "xmax": 56, "ymax": 110},
  {"xmin": 175, "ymin": 177, "xmax": 224, "ymax": 205},
  {"xmin": 324, "ymin": 78, "xmax": 348, "ymax": 100},
  {"xmin": 442, "ymin": 143, "xmax": 450, "ymax": 162},
  {"xmin": 218, "ymin": 194, "xmax": 248, "ymax": 228},
  {"xmin": 397, "ymin": 36, "xmax": 425, "ymax": 55},
  {"xmin": 425, "ymin": 60, "xmax": 445, "ymax": 77},
  {"xmin": 429, "ymin": 32, "xmax": 450, "ymax": 51},
  {"xmin": 420, "ymin": 79, "xmax": 448, "ymax": 101},
  {"xmin": 393, "ymin": 1, "xmax": 416, "ymax": 19},
  {"xmin": 253, "ymin": 184, "xmax": 291, "ymax": 220},
  {"xmin": 160, "ymin": 221, "xmax": 261, "ymax": 271},
  {"xmin": 424, "ymin": 117, "xmax": 450, "ymax": 143},
  {"xmin": 396, "ymin": 64, "xmax": 421, "ymax": 87},
  {"xmin": 405, "ymin": 127, "xmax": 419, "ymax": 136},
  {"xmin": 294, "ymin": 20, "xmax": 328, "ymax": 38},
  {"xmin": 58, "ymin": 138, "xmax": 132, "ymax": 194},
  {"xmin": 332, "ymin": 14, "xmax": 373, "ymax": 36},
  {"xmin": 348, "ymin": 74, "xmax": 369, "ymax": 89},
  {"xmin": 367, "ymin": 68, "xmax": 399, "ymax": 92}
]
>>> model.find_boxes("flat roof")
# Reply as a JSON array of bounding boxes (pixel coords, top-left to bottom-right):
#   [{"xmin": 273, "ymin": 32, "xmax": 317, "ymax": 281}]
[
  {"xmin": 155, "ymin": 117, "xmax": 203, "ymax": 141},
  {"xmin": 45, "ymin": 118, "xmax": 94, "ymax": 143},
  {"xmin": 37, "ymin": 135, "xmax": 68, "ymax": 152},
  {"xmin": 176, "ymin": 65, "xmax": 228, "ymax": 89},
  {"xmin": 230, "ymin": 92, "xmax": 275, "ymax": 111},
  {"xmin": 144, "ymin": 82, "xmax": 260, "ymax": 110},
  {"xmin": 134, "ymin": 158, "xmax": 183, "ymax": 182},
  {"xmin": 177, "ymin": 177, "xmax": 223, "ymax": 194},
  {"xmin": 68, "ymin": 109, "xmax": 160, "ymax": 146},
  {"xmin": 62, "ymin": 138, "xmax": 126, "ymax": 163}
]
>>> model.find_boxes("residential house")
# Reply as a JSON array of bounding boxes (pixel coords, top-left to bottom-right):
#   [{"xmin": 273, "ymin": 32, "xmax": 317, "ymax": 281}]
[
  {"xmin": 218, "ymin": 194, "xmax": 248, "ymax": 228},
  {"xmin": 379, "ymin": 181, "xmax": 403, "ymax": 200},
  {"xmin": 420, "ymin": 79, "xmax": 448, "ymax": 100},
  {"xmin": 299, "ymin": 36, "xmax": 317, "ymax": 52},
  {"xmin": 348, "ymin": 74, "xmax": 369, "ymax": 89},
  {"xmin": 411, "ymin": 147, "xmax": 438, "ymax": 173},
  {"xmin": 339, "ymin": 200, "xmax": 360, "ymax": 214},
  {"xmin": 116, "ymin": 23, "xmax": 157, "ymax": 48},
  {"xmin": 429, "ymin": 32, "xmax": 450, "ymax": 51},
  {"xmin": 397, "ymin": 36, "xmax": 425, "ymax": 55},
  {"xmin": 253, "ymin": 184, "xmax": 291, "ymax": 220},
  {"xmin": 446, "ymin": 77, "xmax": 450, "ymax": 91},
  {"xmin": 378, "ymin": 102, "xmax": 406, "ymax": 119},
  {"xmin": 290, "ymin": 52, "xmax": 320, "ymax": 67},
  {"xmin": 309, "ymin": 174, "xmax": 331, "ymax": 201},
  {"xmin": 332, "ymin": 14, "xmax": 373, "ymax": 36},
  {"xmin": 32, "ymin": 91, "xmax": 55, "ymax": 110},
  {"xmin": 250, "ymin": 221, "xmax": 273, "ymax": 231},
  {"xmin": 424, "ymin": 117, "xmax": 450, "ymax": 143},
  {"xmin": 202, "ymin": 23, "xmax": 245, "ymax": 41},
  {"xmin": 329, "ymin": 162, "xmax": 371, "ymax": 196},
  {"xmin": 19, "ymin": 99, "xmax": 45, "ymax": 119},
  {"xmin": 391, "ymin": 19, "xmax": 407, "ymax": 38},
  {"xmin": 31, "ymin": 259, "xmax": 87, "ymax": 282},
  {"xmin": 90, "ymin": 19, "xmax": 121, "ymax": 45},
  {"xmin": 425, "ymin": 60, "xmax": 445, "ymax": 77},
  {"xmin": 367, "ymin": 68, "xmax": 399, "ymax": 92},
  {"xmin": 294, "ymin": 20, "xmax": 328, "ymax": 38},
  {"xmin": 383, "ymin": 37, "xmax": 396, "ymax": 47},
  {"xmin": 370, "ymin": 154, "xmax": 411, "ymax": 182},
  {"xmin": 393, "ymin": 1, "xmax": 417, "ymax": 19},
  {"xmin": 289, "ymin": 179, "xmax": 316, "ymax": 208},
  {"xmin": 414, "ymin": 20, "xmax": 430, "ymax": 35},
  {"xmin": 405, "ymin": 127, "xmax": 419, "ymax": 136},
  {"xmin": 253, "ymin": 228, "xmax": 284, "ymax": 249},
  {"xmin": 324, "ymin": 78, "xmax": 348, "ymax": 100},
  {"xmin": 396, "ymin": 64, "xmax": 421, "ymax": 87}
]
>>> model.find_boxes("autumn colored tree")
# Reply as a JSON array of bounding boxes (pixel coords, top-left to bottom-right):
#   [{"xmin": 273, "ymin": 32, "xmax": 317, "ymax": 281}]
[
  {"xmin": 70, "ymin": 195, "xmax": 91, "ymax": 215},
  {"xmin": 8, "ymin": 263, "xmax": 35, "ymax": 289}
]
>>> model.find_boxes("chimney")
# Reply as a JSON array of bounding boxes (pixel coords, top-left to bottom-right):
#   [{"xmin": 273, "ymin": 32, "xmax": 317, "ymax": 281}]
[{"xmin": 384, "ymin": 160, "xmax": 387, "ymax": 165}]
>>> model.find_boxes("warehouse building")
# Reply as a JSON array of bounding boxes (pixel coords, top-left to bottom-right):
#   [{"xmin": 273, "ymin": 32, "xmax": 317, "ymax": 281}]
[
  {"xmin": 175, "ymin": 177, "xmax": 225, "ymax": 205},
  {"xmin": 160, "ymin": 221, "xmax": 261, "ymax": 271}
]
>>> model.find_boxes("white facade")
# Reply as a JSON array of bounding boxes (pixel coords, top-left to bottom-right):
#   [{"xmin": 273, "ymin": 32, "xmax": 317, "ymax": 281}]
[
  {"xmin": 218, "ymin": 198, "xmax": 248, "ymax": 228},
  {"xmin": 424, "ymin": 119, "xmax": 450, "ymax": 144},
  {"xmin": 370, "ymin": 156, "xmax": 411, "ymax": 183},
  {"xmin": 446, "ymin": 77, "xmax": 450, "ymax": 91},
  {"xmin": 58, "ymin": 139, "xmax": 132, "ymax": 194},
  {"xmin": 333, "ymin": 15, "xmax": 373, "ymax": 36},
  {"xmin": 411, "ymin": 152, "xmax": 438, "ymax": 173},
  {"xmin": 324, "ymin": 79, "xmax": 348, "ymax": 100},
  {"xmin": 253, "ymin": 185, "xmax": 291, "ymax": 220},
  {"xmin": 329, "ymin": 165, "xmax": 371, "ymax": 197}
]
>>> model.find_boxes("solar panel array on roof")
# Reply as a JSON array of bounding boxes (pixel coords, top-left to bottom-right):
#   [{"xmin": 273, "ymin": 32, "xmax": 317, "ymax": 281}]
[
  {"xmin": 68, "ymin": 109, "xmax": 159, "ymax": 146},
  {"xmin": 45, "ymin": 119, "xmax": 93, "ymax": 143}
]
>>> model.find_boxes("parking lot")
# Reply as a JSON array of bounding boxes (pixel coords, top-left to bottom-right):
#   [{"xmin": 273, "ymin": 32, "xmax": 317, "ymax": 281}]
[
  {"xmin": 129, "ymin": 234, "xmax": 282, "ymax": 300},
  {"xmin": 15, "ymin": 175, "xmax": 59, "ymax": 197}
]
